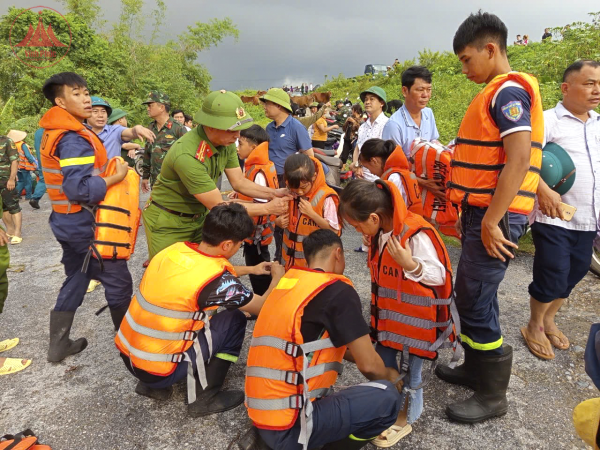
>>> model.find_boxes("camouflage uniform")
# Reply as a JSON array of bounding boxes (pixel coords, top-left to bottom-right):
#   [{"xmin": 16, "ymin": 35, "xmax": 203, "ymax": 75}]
[
  {"xmin": 0, "ymin": 136, "xmax": 21, "ymax": 214},
  {"xmin": 141, "ymin": 91, "xmax": 186, "ymax": 186},
  {"xmin": 335, "ymin": 105, "xmax": 352, "ymax": 128}
]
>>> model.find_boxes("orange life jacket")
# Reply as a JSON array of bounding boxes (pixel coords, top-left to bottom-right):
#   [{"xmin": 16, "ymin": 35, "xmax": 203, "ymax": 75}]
[
  {"xmin": 447, "ymin": 72, "xmax": 544, "ymax": 215},
  {"xmin": 16, "ymin": 142, "xmax": 36, "ymax": 171},
  {"xmin": 115, "ymin": 241, "xmax": 234, "ymax": 403},
  {"xmin": 238, "ymin": 142, "xmax": 279, "ymax": 247},
  {"xmin": 283, "ymin": 156, "xmax": 340, "ymax": 270},
  {"xmin": 369, "ymin": 181, "xmax": 460, "ymax": 365},
  {"xmin": 39, "ymin": 106, "xmax": 108, "ymax": 214},
  {"xmin": 89, "ymin": 157, "xmax": 141, "ymax": 261},
  {"xmin": 382, "ymin": 144, "xmax": 424, "ymax": 216},
  {"xmin": 246, "ymin": 268, "xmax": 352, "ymax": 442},
  {"xmin": 410, "ymin": 139, "xmax": 460, "ymax": 238}
]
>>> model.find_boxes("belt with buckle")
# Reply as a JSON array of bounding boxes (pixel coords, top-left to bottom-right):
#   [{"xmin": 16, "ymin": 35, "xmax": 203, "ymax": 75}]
[{"xmin": 150, "ymin": 200, "xmax": 200, "ymax": 219}]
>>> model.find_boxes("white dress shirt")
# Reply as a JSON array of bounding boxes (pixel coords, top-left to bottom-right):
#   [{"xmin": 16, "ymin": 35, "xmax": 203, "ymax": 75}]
[{"xmin": 357, "ymin": 112, "xmax": 389, "ymax": 182}]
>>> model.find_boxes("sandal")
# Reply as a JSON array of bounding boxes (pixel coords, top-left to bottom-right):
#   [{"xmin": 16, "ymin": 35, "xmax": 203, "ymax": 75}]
[
  {"xmin": 520, "ymin": 327, "xmax": 554, "ymax": 360},
  {"xmin": 0, "ymin": 338, "xmax": 19, "ymax": 353},
  {"xmin": 10, "ymin": 236, "xmax": 22, "ymax": 245},
  {"xmin": 0, "ymin": 358, "xmax": 32, "ymax": 376},
  {"xmin": 86, "ymin": 279, "xmax": 101, "ymax": 293},
  {"xmin": 545, "ymin": 331, "xmax": 570, "ymax": 350},
  {"xmin": 372, "ymin": 424, "xmax": 412, "ymax": 448}
]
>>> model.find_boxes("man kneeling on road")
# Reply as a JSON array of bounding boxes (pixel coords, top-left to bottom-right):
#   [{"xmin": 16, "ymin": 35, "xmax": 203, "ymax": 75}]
[
  {"xmin": 238, "ymin": 229, "xmax": 402, "ymax": 450},
  {"xmin": 115, "ymin": 203, "xmax": 284, "ymax": 417}
]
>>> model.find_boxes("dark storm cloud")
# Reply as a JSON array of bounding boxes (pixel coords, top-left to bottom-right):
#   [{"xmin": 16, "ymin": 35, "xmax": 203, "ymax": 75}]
[{"xmin": 9, "ymin": 0, "xmax": 600, "ymax": 90}]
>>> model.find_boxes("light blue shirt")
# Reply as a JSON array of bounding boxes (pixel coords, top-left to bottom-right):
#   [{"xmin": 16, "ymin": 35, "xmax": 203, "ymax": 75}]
[
  {"xmin": 382, "ymin": 104, "xmax": 439, "ymax": 157},
  {"xmin": 93, "ymin": 124, "xmax": 126, "ymax": 159}
]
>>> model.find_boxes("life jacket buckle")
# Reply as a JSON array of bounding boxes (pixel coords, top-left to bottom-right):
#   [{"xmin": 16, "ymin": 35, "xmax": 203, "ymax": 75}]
[
  {"xmin": 171, "ymin": 353, "xmax": 185, "ymax": 363},
  {"xmin": 192, "ymin": 311, "xmax": 206, "ymax": 321},
  {"xmin": 288, "ymin": 394, "xmax": 304, "ymax": 409},
  {"xmin": 183, "ymin": 331, "xmax": 197, "ymax": 341},
  {"xmin": 285, "ymin": 371, "xmax": 302, "ymax": 386},
  {"xmin": 284, "ymin": 342, "xmax": 301, "ymax": 357}
]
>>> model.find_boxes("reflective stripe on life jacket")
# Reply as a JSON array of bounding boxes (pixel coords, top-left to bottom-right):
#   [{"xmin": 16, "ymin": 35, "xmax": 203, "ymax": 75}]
[
  {"xmin": 39, "ymin": 106, "xmax": 108, "ymax": 214},
  {"xmin": 382, "ymin": 144, "xmax": 424, "ymax": 216},
  {"xmin": 16, "ymin": 142, "xmax": 36, "ymax": 171},
  {"xmin": 245, "ymin": 268, "xmax": 352, "ymax": 448},
  {"xmin": 409, "ymin": 139, "xmax": 460, "ymax": 238},
  {"xmin": 238, "ymin": 143, "xmax": 279, "ymax": 248},
  {"xmin": 283, "ymin": 156, "xmax": 340, "ymax": 270},
  {"xmin": 447, "ymin": 72, "xmax": 544, "ymax": 215},
  {"xmin": 114, "ymin": 241, "xmax": 234, "ymax": 403},
  {"xmin": 369, "ymin": 181, "xmax": 461, "ymax": 368}
]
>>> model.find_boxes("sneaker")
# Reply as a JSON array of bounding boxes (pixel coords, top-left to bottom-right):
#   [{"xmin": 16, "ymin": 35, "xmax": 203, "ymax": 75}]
[{"xmin": 29, "ymin": 199, "xmax": 40, "ymax": 209}]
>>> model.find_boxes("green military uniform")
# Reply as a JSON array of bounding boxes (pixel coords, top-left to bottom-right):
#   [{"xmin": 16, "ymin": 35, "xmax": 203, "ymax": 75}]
[
  {"xmin": 141, "ymin": 91, "xmax": 186, "ymax": 186},
  {"xmin": 335, "ymin": 105, "xmax": 351, "ymax": 127},
  {"xmin": 0, "ymin": 196, "xmax": 10, "ymax": 314},
  {"xmin": 142, "ymin": 90, "xmax": 254, "ymax": 259},
  {"xmin": 0, "ymin": 136, "xmax": 20, "ymax": 215}
]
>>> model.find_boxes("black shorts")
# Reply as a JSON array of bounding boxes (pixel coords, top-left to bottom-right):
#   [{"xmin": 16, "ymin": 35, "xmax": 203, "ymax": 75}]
[
  {"xmin": 311, "ymin": 140, "xmax": 326, "ymax": 149},
  {"xmin": 0, "ymin": 185, "xmax": 21, "ymax": 214}
]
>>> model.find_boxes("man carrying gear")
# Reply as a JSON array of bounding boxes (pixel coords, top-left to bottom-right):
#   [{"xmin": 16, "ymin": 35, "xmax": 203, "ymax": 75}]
[
  {"xmin": 238, "ymin": 229, "xmax": 403, "ymax": 450},
  {"xmin": 39, "ymin": 72, "xmax": 134, "ymax": 363},
  {"xmin": 142, "ymin": 90, "xmax": 289, "ymax": 261},
  {"xmin": 116, "ymin": 204, "xmax": 285, "ymax": 417}
]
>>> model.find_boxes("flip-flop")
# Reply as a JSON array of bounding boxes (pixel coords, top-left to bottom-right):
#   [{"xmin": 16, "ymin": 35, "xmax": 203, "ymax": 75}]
[
  {"xmin": 0, "ymin": 338, "xmax": 19, "ymax": 353},
  {"xmin": 86, "ymin": 279, "xmax": 101, "ymax": 293},
  {"xmin": 545, "ymin": 331, "xmax": 570, "ymax": 350},
  {"xmin": 0, "ymin": 358, "xmax": 32, "ymax": 375},
  {"xmin": 10, "ymin": 236, "xmax": 22, "ymax": 245},
  {"xmin": 520, "ymin": 327, "xmax": 554, "ymax": 360},
  {"xmin": 372, "ymin": 424, "xmax": 412, "ymax": 448}
]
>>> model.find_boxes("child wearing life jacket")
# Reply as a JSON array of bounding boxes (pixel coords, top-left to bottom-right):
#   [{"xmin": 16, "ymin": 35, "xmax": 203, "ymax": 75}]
[
  {"xmin": 359, "ymin": 138, "xmax": 424, "ymax": 216},
  {"xmin": 236, "ymin": 125, "xmax": 278, "ymax": 296},
  {"xmin": 339, "ymin": 179, "xmax": 458, "ymax": 448},
  {"xmin": 277, "ymin": 153, "xmax": 340, "ymax": 270}
]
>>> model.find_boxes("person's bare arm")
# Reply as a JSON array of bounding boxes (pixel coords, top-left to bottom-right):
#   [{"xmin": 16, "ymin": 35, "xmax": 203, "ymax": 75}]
[
  {"xmin": 193, "ymin": 188, "xmax": 289, "ymax": 217},
  {"xmin": 6, "ymin": 160, "xmax": 18, "ymax": 190},
  {"xmin": 300, "ymin": 148, "xmax": 314, "ymax": 157},
  {"xmin": 226, "ymin": 166, "xmax": 278, "ymax": 200},
  {"xmin": 536, "ymin": 178, "xmax": 564, "ymax": 220},
  {"xmin": 239, "ymin": 263, "xmax": 285, "ymax": 316},
  {"xmin": 481, "ymin": 131, "xmax": 532, "ymax": 261},
  {"xmin": 121, "ymin": 125, "xmax": 155, "ymax": 143},
  {"xmin": 346, "ymin": 335, "xmax": 401, "ymax": 384}
]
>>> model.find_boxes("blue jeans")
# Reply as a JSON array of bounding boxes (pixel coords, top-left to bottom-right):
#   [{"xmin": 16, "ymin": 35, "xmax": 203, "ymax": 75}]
[
  {"xmin": 32, "ymin": 171, "xmax": 46, "ymax": 201},
  {"xmin": 454, "ymin": 207, "xmax": 527, "ymax": 355},
  {"xmin": 16, "ymin": 170, "xmax": 33, "ymax": 199},
  {"xmin": 376, "ymin": 343, "xmax": 424, "ymax": 423}
]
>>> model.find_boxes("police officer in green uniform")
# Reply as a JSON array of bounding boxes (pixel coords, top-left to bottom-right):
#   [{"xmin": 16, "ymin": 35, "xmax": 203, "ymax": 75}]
[
  {"xmin": 141, "ymin": 91, "xmax": 187, "ymax": 192},
  {"xmin": 142, "ymin": 90, "xmax": 290, "ymax": 260}
]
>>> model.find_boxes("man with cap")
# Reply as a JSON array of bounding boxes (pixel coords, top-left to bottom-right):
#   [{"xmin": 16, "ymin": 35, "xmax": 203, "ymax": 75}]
[
  {"xmin": 142, "ymin": 90, "xmax": 290, "ymax": 260},
  {"xmin": 141, "ymin": 91, "xmax": 187, "ymax": 192},
  {"xmin": 521, "ymin": 60, "xmax": 600, "ymax": 360},
  {"xmin": 107, "ymin": 108, "xmax": 143, "ymax": 167},
  {"xmin": 87, "ymin": 96, "xmax": 155, "ymax": 161},
  {"xmin": 297, "ymin": 102, "xmax": 331, "ymax": 132},
  {"xmin": 260, "ymin": 88, "xmax": 314, "ymax": 262},
  {"xmin": 11, "ymin": 130, "xmax": 37, "ymax": 210}
]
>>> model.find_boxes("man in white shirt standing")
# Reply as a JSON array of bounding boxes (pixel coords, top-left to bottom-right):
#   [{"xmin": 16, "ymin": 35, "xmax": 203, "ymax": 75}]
[{"xmin": 522, "ymin": 60, "xmax": 600, "ymax": 360}]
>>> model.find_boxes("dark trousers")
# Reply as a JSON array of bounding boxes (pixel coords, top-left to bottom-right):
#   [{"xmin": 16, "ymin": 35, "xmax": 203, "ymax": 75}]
[
  {"xmin": 274, "ymin": 174, "xmax": 286, "ymax": 264},
  {"xmin": 258, "ymin": 380, "xmax": 401, "ymax": 449},
  {"xmin": 54, "ymin": 239, "xmax": 133, "ymax": 312},
  {"xmin": 454, "ymin": 207, "xmax": 526, "ymax": 355},
  {"xmin": 311, "ymin": 140, "xmax": 326, "ymax": 149},
  {"xmin": 243, "ymin": 242, "xmax": 272, "ymax": 295},
  {"xmin": 127, "ymin": 309, "xmax": 247, "ymax": 389}
]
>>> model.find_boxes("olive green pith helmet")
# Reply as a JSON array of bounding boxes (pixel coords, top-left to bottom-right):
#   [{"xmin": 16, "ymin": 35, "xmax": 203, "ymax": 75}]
[
  {"xmin": 360, "ymin": 86, "xmax": 387, "ymax": 110},
  {"xmin": 194, "ymin": 90, "xmax": 254, "ymax": 131},
  {"xmin": 259, "ymin": 88, "xmax": 293, "ymax": 112},
  {"xmin": 540, "ymin": 142, "xmax": 576, "ymax": 195}
]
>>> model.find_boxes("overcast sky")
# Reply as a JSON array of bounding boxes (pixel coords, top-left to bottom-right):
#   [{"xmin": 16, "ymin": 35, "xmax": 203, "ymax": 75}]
[{"xmin": 5, "ymin": 0, "xmax": 599, "ymax": 90}]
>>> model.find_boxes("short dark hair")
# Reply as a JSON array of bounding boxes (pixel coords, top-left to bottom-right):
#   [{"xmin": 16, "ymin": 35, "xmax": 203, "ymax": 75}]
[
  {"xmin": 303, "ymin": 229, "xmax": 343, "ymax": 265},
  {"xmin": 401, "ymin": 66, "xmax": 433, "ymax": 90},
  {"xmin": 172, "ymin": 109, "xmax": 184, "ymax": 117},
  {"xmin": 351, "ymin": 104, "xmax": 363, "ymax": 115},
  {"xmin": 339, "ymin": 179, "xmax": 394, "ymax": 225},
  {"xmin": 284, "ymin": 153, "xmax": 315, "ymax": 189},
  {"xmin": 42, "ymin": 72, "xmax": 88, "ymax": 106},
  {"xmin": 453, "ymin": 11, "xmax": 508, "ymax": 55},
  {"xmin": 163, "ymin": 103, "xmax": 170, "ymax": 113},
  {"xmin": 184, "ymin": 114, "xmax": 193, "ymax": 123},
  {"xmin": 562, "ymin": 60, "xmax": 600, "ymax": 82},
  {"xmin": 359, "ymin": 139, "xmax": 396, "ymax": 163},
  {"xmin": 240, "ymin": 124, "xmax": 269, "ymax": 146},
  {"xmin": 201, "ymin": 203, "xmax": 254, "ymax": 246}
]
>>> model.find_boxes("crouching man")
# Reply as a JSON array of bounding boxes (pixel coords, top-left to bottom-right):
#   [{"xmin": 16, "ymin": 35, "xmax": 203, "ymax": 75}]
[
  {"xmin": 115, "ymin": 203, "xmax": 284, "ymax": 417},
  {"xmin": 239, "ymin": 229, "xmax": 403, "ymax": 450}
]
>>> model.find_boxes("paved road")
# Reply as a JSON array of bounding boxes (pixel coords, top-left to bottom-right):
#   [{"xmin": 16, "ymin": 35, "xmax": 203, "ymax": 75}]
[{"xmin": 1, "ymin": 192, "xmax": 598, "ymax": 450}]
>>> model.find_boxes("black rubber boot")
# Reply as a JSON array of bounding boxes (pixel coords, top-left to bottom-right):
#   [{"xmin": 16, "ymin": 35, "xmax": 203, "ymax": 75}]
[
  {"xmin": 47, "ymin": 310, "xmax": 88, "ymax": 362},
  {"xmin": 29, "ymin": 199, "xmax": 40, "ymax": 209},
  {"xmin": 235, "ymin": 426, "xmax": 272, "ymax": 450},
  {"xmin": 321, "ymin": 436, "xmax": 374, "ymax": 449},
  {"xmin": 135, "ymin": 381, "xmax": 173, "ymax": 401},
  {"xmin": 445, "ymin": 345, "xmax": 513, "ymax": 423},
  {"xmin": 187, "ymin": 357, "xmax": 244, "ymax": 418},
  {"xmin": 109, "ymin": 305, "xmax": 129, "ymax": 331},
  {"xmin": 435, "ymin": 345, "xmax": 479, "ymax": 390}
]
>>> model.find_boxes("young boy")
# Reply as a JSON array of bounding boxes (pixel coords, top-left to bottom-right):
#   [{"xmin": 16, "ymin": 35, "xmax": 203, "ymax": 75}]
[
  {"xmin": 39, "ymin": 72, "xmax": 132, "ymax": 362},
  {"xmin": 236, "ymin": 125, "xmax": 278, "ymax": 295},
  {"xmin": 437, "ymin": 12, "xmax": 544, "ymax": 423}
]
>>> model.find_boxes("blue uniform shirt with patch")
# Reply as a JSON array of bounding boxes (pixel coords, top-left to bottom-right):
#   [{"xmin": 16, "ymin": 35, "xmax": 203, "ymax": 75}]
[{"xmin": 266, "ymin": 115, "xmax": 312, "ymax": 175}]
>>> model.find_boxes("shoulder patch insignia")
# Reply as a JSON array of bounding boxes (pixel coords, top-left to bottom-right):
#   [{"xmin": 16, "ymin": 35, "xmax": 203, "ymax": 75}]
[
  {"xmin": 195, "ymin": 141, "xmax": 214, "ymax": 162},
  {"xmin": 166, "ymin": 122, "xmax": 172, "ymax": 129},
  {"xmin": 501, "ymin": 100, "xmax": 523, "ymax": 122}
]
